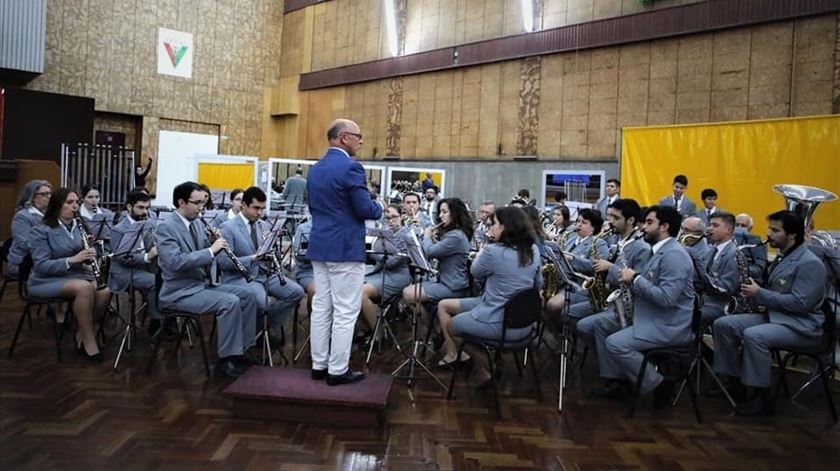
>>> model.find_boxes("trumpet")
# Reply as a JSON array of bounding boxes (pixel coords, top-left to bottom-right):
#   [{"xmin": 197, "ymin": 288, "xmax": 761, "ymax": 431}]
[{"xmin": 198, "ymin": 218, "xmax": 254, "ymax": 282}]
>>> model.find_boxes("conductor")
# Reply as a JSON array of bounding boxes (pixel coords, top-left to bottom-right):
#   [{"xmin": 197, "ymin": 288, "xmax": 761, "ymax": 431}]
[{"xmin": 307, "ymin": 119, "xmax": 383, "ymax": 385}]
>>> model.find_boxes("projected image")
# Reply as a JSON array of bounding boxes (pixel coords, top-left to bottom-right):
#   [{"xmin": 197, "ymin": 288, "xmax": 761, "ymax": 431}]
[
  {"xmin": 542, "ymin": 170, "xmax": 605, "ymax": 219},
  {"xmin": 385, "ymin": 167, "xmax": 446, "ymax": 204}
]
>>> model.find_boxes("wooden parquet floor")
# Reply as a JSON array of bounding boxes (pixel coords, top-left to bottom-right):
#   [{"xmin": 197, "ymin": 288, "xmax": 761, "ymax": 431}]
[{"xmin": 1, "ymin": 287, "xmax": 838, "ymax": 470}]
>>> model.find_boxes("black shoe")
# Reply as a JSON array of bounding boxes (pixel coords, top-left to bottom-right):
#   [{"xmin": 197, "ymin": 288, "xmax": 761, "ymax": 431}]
[
  {"xmin": 736, "ymin": 395, "xmax": 772, "ymax": 417},
  {"xmin": 591, "ymin": 380, "xmax": 629, "ymax": 400},
  {"xmin": 311, "ymin": 369, "xmax": 328, "ymax": 381},
  {"xmin": 75, "ymin": 343, "xmax": 104, "ymax": 363},
  {"xmin": 653, "ymin": 380, "xmax": 676, "ymax": 409},
  {"xmin": 215, "ymin": 359, "xmax": 246, "ymax": 379},
  {"xmin": 326, "ymin": 370, "xmax": 366, "ymax": 386},
  {"xmin": 353, "ymin": 331, "xmax": 371, "ymax": 345},
  {"xmin": 239, "ymin": 350, "xmax": 263, "ymax": 366}
]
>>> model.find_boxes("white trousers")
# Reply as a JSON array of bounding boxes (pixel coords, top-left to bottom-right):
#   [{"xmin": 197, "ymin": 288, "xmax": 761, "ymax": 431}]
[{"xmin": 310, "ymin": 261, "xmax": 365, "ymax": 375}]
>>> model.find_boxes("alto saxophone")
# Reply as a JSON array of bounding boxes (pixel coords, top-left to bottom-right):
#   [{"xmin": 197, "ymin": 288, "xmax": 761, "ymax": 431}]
[
  {"xmin": 582, "ymin": 230, "xmax": 611, "ymax": 312},
  {"xmin": 724, "ymin": 240, "xmax": 768, "ymax": 315},
  {"xmin": 75, "ymin": 216, "xmax": 108, "ymax": 290}
]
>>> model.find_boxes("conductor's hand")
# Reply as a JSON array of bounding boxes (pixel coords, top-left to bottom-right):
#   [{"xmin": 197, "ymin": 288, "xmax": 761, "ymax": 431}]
[
  {"xmin": 593, "ymin": 259, "xmax": 612, "ymax": 273},
  {"xmin": 618, "ymin": 268, "xmax": 636, "ymax": 284},
  {"xmin": 741, "ymin": 278, "xmax": 760, "ymax": 298},
  {"xmin": 69, "ymin": 247, "xmax": 97, "ymax": 265},
  {"xmin": 210, "ymin": 237, "xmax": 228, "ymax": 254},
  {"xmin": 147, "ymin": 246, "xmax": 158, "ymax": 259}
]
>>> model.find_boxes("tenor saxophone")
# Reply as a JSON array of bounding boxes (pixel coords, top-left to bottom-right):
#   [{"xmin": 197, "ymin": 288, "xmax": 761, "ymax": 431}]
[
  {"xmin": 606, "ymin": 232, "xmax": 643, "ymax": 328},
  {"xmin": 582, "ymin": 230, "xmax": 611, "ymax": 312},
  {"xmin": 724, "ymin": 239, "xmax": 768, "ymax": 315}
]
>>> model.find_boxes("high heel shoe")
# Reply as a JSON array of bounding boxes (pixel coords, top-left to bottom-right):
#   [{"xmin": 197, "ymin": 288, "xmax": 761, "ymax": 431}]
[{"xmin": 75, "ymin": 339, "xmax": 104, "ymax": 363}]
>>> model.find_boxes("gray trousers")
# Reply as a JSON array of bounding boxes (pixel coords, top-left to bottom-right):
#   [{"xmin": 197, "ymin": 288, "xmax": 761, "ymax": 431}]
[
  {"xmin": 166, "ymin": 284, "xmax": 257, "ymax": 359},
  {"xmin": 585, "ymin": 311, "xmax": 665, "ymax": 394},
  {"xmin": 700, "ymin": 301, "xmax": 725, "ymax": 326},
  {"xmin": 713, "ymin": 314, "xmax": 821, "ymax": 388},
  {"xmin": 250, "ymin": 276, "xmax": 305, "ymax": 330},
  {"xmin": 568, "ymin": 300, "xmax": 596, "ymax": 320}
]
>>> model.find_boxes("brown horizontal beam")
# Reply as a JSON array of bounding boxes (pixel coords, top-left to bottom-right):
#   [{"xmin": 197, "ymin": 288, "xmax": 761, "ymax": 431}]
[{"xmin": 300, "ymin": 0, "xmax": 840, "ymax": 91}]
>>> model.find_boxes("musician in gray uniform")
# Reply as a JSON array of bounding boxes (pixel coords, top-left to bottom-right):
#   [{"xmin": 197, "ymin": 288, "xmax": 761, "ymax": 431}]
[
  {"xmin": 360, "ymin": 205, "xmax": 414, "ymax": 331},
  {"xmin": 697, "ymin": 188, "xmax": 725, "ymax": 226},
  {"xmin": 210, "ymin": 189, "xmax": 244, "ymax": 228},
  {"xmin": 8, "ymin": 180, "xmax": 51, "ymax": 278},
  {"xmin": 577, "ymin": 199, "xmax": 651, "ymax": 339},
  {"xmin": 292, "ymin": 219, "xmax": 314, "ymax": 294},
  {"xmin": 437, "ymin": 207, "xmax": 542, "ymax": 382},
  {"xmin": 594, "ymin": 178, "xmax": 620, "ymax": 217},
  {"xmin": 589, "ymin": 206, "xmax": 695, "ymax": 406},
  {"xmin": 544, "ymin": 208, "xmax": 609, "ymax": 320},
  {"xmin": 108, "ymin": 189, "xmax": 163, "ymax": 336},
  {"xmin": 28, "ymin": 188, "xmax": 112, "ymax": 361},
  {"xmin": 680, "ymin": 216, "xmax": 713, "ymax": 294},
  {"xmin": 698, "ymin": 212, "xmax": 741, "ymax": 325},
  {"xmin": 714, "ymin": 210, "xmax": 826, "ymax": 415},
  {"xmin": 402, "ymin": 198, "xmax": 473, "ymax": 312},
  {"xmin": 79, "ymin": 184, "xmax": 114, "ymax": 249},
  {"xmin": 734, "ymin": 213, "xmax": 769, "ymax": 281},
  {"xmin": 219, "ymin": 187, "xmax": 305, "ymax": 340},
  {"xmin": 659, "ymin": 174, "xmax": 697, "ymax": 218},
  {"xmin": 155, "ymin": 181, "xmax": 258, "ymax": 378},
  {"xmin": 402, "ymin": 192, "xmax": 432, "ymax": 239}
]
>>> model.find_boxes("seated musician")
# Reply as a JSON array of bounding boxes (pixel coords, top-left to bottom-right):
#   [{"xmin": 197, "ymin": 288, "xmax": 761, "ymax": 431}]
[
  {"xmin": 576, "ymin": 199, "xmax": 650, "ymax": 338},
  {"xmin": 735, "ymin": 213, "xmax": 769, "ymax": 281},
  {"xmin": 360, "ymin": 205, "xmax": 413, "ymax": 333},
  {"xmin": 79, "ymin": 184, "xmax": 115, "ymax": 221},
  {"xmin": 155, "ymin": 181, "xmax": 259, "ymax": 379},
  {"xmin": 714, "ymin": 210, "xmax": 826, "ymax": 416},
  {"xmin": 8, "ymin": 180, "xmax": 51, "ymax": 277},
  {"xmin": 212, "ymin": 188, "xmax": 244, "ymax": 227},
  {"xmin": 402, "ymin": 198, "xmax": 473, "ymax": 316},
  {"xmin": 402, "ymin": 192, "xmax": 432, "ymax": 238},
  {"xmin": 586, "ymin": 206, "xmax": 695, "ymax": 406},
  {"xmin": 545, "ymin": 205, "xmax": 572, "ymax": 242},
  {"xmin": 544, "ymin": 208, "xmax": 610, "ymax": 321},
  {"xmin": 219, "ymin": 187, "xmax": 305, "ymax": 345},
  {"xmin": 436, "ymin": 206, "xmax": 541, "ymax": 382},
  {"xmin": 292, "ymin": 219, "xmax": 315, "ymax": 306},
  {"xmin": 698, "ymin": 212, "xmax": 741, "ymax": 325},
  {"xmin": 108, "ymin": 189, "xmax": 167, "ymax": 338},
  {"xmin": 473, "ymin": 201, "xmax": 496, "ymax": 247},
  {"xmin": 28, "ymin": 188, "xmax": 112, "ymax": 361}
]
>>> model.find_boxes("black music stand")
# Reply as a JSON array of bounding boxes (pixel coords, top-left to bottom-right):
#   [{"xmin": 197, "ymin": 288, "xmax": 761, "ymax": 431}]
[
  {"xmin": 391, "ymin": 228, "xmax": 449, "ymax": 397},
  {"xmin": 255, "ymin": 218, "xmax": 288, "ymax": 367},
  {"xmin": 364, "ymin": 228, "xmax": 406, "ymax": 364},
  {"xmin": 111, "ymin": 219, "xmax": 155, "ymax": 370},
  {"xmin": 292, "ymin": 230, "xmax": 311, "ymax": 363}
]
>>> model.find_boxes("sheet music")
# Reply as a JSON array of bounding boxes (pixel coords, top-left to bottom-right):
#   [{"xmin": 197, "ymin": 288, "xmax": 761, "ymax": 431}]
[
  {"xmin": 404, "ymin": 227, "xmax": 433, "ymax": 273},
  {"xmin": 113, "ymin": 219, "xmax": 155, "ymax": 256}
]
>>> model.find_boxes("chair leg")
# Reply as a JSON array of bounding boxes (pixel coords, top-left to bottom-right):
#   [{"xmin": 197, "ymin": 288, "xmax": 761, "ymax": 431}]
[
  {"xmin": 815, "ymin": 357, "xmax": 838, "ymax": 423},
  {"xmin": 0, "ymin": 279, "xmax": 7, "ymax": 303},
  {"xmin": 512, "ymin": 351, "xmax": 524, "ymax": 378},
  {"xmin": 627, "ymin": 357, "xmax": 649, "ymax": 418},
  {"xmin": 446, "ymin": 342, "xmax": 465, "ymax": 400},
  {"xmin": 51, "ymin": 305, "xmax": 66, "ymax": 363},
  {"xmin": 686, "ymin": 371, "xmax": 702, "ymax": 423},
  {"xmin": 146, "ymin": 330, "xmax": 164, "ymax": 374},
  {"xmin": 191, "ymin": 319, "xmax": 211, "ymax": 378},
  {"xmin": 770, "ymin": 353, "xmax": 791, "ymax": 413},
  {"xmin": 8, "ymin": 304, "xmax": 31, "ymax": 358},
  {"xmin": 486, "ymin": 348, "xmax": 501, "ymax": 418},
  {"xmin": 529, "ymin": 349, "xmax": 542, "ymax": 402}
]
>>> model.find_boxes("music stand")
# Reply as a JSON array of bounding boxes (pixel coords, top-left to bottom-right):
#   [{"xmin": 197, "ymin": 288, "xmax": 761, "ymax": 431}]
[
  {"xmin": 255, "ymin": 218, "xmax": 289, "ymax": 367},
  {"xmin": 364, "ymin": 228, "xmax": 406, "ymax": 364},
  {"xmin": 391, "ymin": 228, "xmax": 448, "ymax": 396},
  {"xmin": 111, "ymin": 219, "xmax": 155, "ymax": 370},
  {"xmin": 540, "ymin": 245, "xmax": 577, "ymax": 413}
]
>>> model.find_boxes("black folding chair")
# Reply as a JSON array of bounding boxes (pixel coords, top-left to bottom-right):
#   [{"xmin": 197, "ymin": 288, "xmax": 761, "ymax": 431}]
[
  {"xmin": 770, "ymin": 300, "xmax": 838, "ymax": 424},
  {"xmin": 446, "ymin": 288, "xmax": 543, "ymax": 417},
  {"xmin": 0, "ymin": 237, "xmax": 20, "ymax": 303},
  {"xmin": 628, "ymin": 299, "xmax": 702, "ymax": 422},
  {"xmin": 7, "ymin": 255, "xmax": 74, "ymax": 362}
]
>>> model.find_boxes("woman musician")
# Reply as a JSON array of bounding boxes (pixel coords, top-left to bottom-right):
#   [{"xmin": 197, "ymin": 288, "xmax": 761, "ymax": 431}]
[
  {"xmin": 436, "ymin": 207, "xmax": 542, "ymax": 382},
  {"xmin": 360, "ymin": 205, "xmax": 414, "ymax": 333},
  {"xmin": 27, "ymin": 188, "xmax": 111, "ymax": 362},
  {"xmin": 8, "ymin": 180, "xmax": 51, "ymax": 278},
  {"xmin": 401, "ymin": 198, "xmax": 473, "ymax": 316}
]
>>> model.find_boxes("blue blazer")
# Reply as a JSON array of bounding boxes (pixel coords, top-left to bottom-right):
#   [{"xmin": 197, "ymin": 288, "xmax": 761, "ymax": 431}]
[{"xmin": 306, "ymin": 148, "xmax": 382, "ymax": 263}]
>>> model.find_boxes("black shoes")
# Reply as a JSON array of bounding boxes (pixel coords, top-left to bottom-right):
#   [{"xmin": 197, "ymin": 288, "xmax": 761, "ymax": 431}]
[
  {"xmin": 75, "ymin": 338, "xmax": 104, "ymax": 363},
  {"xmin": 736, "ymin": 393, "xmax": 772, "ymax": 417},
  {"xmin": 311, "ymin": 369, "xmax": 328, "ymax": 381},
  {"xmin": 591, "ymin": 380, "xmax": 630, "ymax": 400},
  {"xmin": 653, "ymin": 380, "xmax": 676, "ymax": 409},
  {"xmin": 326, "ymin": 370, "xmax": 366, "ymax": 386},
  {"xmin": 215, "ymin": 357, "xmax": 249, "ymax": 379}
]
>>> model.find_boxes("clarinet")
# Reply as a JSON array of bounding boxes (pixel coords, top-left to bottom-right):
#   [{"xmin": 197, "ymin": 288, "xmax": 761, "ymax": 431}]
[
  {"xmin": 198, "ymin": 218, "xmax": 254, "ymax": 282},
  {"xmin": 75, "ymin": 216, "xmax": 108, "ymax": 290},
  {"xmin": 261, "ymin": 218, "xmax": 287, "ymax": 286}
]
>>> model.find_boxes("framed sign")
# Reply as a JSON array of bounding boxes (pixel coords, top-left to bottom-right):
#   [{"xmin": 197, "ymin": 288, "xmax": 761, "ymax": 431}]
[{"xmin": 158, "ymin": 27, "xmax": 193, "ymax": 78}]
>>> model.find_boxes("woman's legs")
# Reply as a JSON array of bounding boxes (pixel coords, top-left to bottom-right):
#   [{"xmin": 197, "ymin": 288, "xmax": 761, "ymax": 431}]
[
  {"xmin": 437, "ymin": 298, "xmax": 465, "ymax": 360},
  {"xmin": 59, "ymin": 280, "xmax": 99, "ymax": 355},
  {"xmin": 360, "ymin": 283, "xmax": 380, "ymax": 330}
]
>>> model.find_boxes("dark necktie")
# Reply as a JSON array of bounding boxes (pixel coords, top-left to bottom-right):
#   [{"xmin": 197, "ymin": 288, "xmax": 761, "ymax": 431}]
[
  {"xmin": 189, "ymin": 222, "xmax": 200, "ymax": 251},
  {"xmin": 707, "ymin": 209, "xmax": 712, "ymax": 220},
  {"xmin": 250, "ymin": 221, "xmax": 259, "ymax": 251},
  {"xmin": 706, "ymin": 246, "xmax": 718, "ymax": 271},
  {"xmin": 674, "ymin": 197, "xmax": 681, "ymax": 210}
]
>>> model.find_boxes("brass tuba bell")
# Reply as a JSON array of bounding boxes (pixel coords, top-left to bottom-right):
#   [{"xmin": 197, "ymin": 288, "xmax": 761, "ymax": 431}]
[{"xmin": 772, "ymin": 184, "xmax": 837, "ymax": 231}]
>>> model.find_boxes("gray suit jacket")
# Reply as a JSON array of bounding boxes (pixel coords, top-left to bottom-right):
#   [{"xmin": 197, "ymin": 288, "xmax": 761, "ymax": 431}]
[
  {"xmin": 606, "ymin": 235, "xmax": 651, "ymax": 285},
  {"xmin": 421, "ymin": 228, "xmax": 470, "ymax": 291},
  {"xmin": 28, "ymin": 222, "xmax": 95, "ymax": 285},
  {"xmin": 564, "ymin": 234, "xmax": 610, "ymax": 275},
  {"xmin": 755, "ymin": 244, "xmax": 826, "ymax": 337},
  {"xmin": 108, "ymin": 217, "xmax": 155, "ymax": 292},
  {"xmin": 697, "ymin": 207, "xmax": 726, "ymax": 226},
  {"xmin": 659, "ymin": 195, "xmax": 697, "ymax": 218},
  {"xmin": 292, "ymin": 221, "xmax": 313, "ymax": 280},
  {"xmin": 218, "ymin": 215, "xmax": 267, "ymax": 284},
  {"xmin": 630, "ymin": 237, "xmax": 695, "ymax": 344},
  {"xmin": 8, "ymin": 208, "xmax": 43, "ymax": 273},
  {"xmin": 465, "ymin": 244, "xmax": 542, "ymax": 325},
  {"xmin": 155, "ymin": 212, "xmax": 215, "ymax": 305},
  {"xmin": 594, "ymin": 196, "xmax": 617, "ymax": 217},
  {"xmin": 282, "ymin": 175, "xmax": 307, "ymax": 208},
  {"xmin": 702, "ymin": 241, "xmax": 740, "ymax": 311}
]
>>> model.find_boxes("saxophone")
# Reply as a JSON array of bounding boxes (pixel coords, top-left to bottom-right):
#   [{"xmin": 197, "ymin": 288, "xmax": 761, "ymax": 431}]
[
  {"xmin": 581, "ymin": 231, "xmax": 611, "ymax": 312},
  {"xmin": 540, "ymin": 257, "xmax": 560, "ymax": 301},
  {"xmin": 724, "ymin": 241, "xmax": 768, "ymax": 315},
  {"xmin": 606, "ymin": 232, "xmax": 642, "ymax": 328},
  {"xmin": 75, "ymin": 216, "xmax": 108, "ymax": 290}
]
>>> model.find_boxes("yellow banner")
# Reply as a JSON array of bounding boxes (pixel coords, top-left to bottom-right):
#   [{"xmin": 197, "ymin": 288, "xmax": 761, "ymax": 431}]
[
  {"xmin": 197, "ymin": 162, "xmax": 255, "ymax": 191},
  {"xmin": 621, "ymin": 115, "xmax": 840, "ymax": 231}
]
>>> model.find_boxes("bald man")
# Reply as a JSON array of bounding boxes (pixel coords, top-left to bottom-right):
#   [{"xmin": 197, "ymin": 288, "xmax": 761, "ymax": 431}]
[{"xmin": 306, "ymin": 119, "xmax": 382, "ymax": 386}]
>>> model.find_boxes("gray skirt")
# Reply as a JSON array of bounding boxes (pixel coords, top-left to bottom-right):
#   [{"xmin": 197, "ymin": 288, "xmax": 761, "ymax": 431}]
[
  {"xmin": 451, "ymin": 311, "xmax": 534, "ymax": 346},
  {"xmin": 28, "ymin": 271, "xmax": 95, "ymax": 299},
  {"xmin": 423, "ymin": 281, "xmax": 470, "ymax": 303},
  {"xmin": 365, "ymin": 270, "xmax": 411, "ymax": 301}
]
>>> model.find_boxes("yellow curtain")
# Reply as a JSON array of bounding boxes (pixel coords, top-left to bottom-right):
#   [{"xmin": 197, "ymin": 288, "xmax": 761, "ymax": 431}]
[
  {"xmin": 197, "ymin": 162, "xmax": 255, "ymax": 191},
  {"xmin": 621, "ymin": 115, "xmax": 840, "ymax": 231}
]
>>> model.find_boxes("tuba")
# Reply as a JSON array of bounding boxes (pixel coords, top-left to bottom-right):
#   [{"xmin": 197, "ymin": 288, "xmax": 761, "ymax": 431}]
[{"xmin": 772, "ymin": 184, "xmax": 837, "ymax": 231}]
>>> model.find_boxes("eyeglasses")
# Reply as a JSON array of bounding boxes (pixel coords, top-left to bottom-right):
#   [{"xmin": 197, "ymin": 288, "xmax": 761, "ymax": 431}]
[
  {"xmin": 387, "ymin": 214, "xmax": 401, "ymax": 220},
  {"xmin": 341, "ymin": 132, "xmax": 363, "ymax": 140},
  {"xmin": 187, "ymin": 199, "xmax": 206, "ymax": 207}
]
